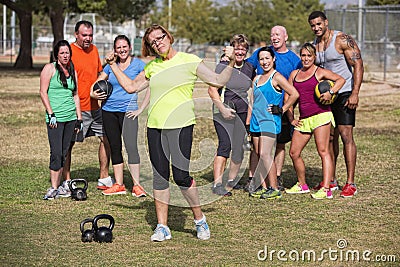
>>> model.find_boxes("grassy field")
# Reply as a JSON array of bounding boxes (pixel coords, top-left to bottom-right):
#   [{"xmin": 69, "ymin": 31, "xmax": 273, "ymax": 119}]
[{"xmin": 0, "ymin": 67, "xmax": 399, "ymax": 267}]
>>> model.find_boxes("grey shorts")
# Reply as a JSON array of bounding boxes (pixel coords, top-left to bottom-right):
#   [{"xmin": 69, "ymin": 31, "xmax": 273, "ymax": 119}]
[{"xmin": 73, "ymin": 109, "xmax": 105, "ymax": 142}]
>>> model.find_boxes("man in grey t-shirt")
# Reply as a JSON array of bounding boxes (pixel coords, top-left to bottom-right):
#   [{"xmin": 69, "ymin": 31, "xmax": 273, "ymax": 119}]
[{"xmin": 308, "ymin": 11, "xmax": 364, "ymax": 198}]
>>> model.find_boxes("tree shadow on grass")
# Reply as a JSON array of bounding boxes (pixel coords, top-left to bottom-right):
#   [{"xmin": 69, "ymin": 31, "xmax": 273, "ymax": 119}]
[
  {"xmin": 70, "ymin": 168, "xmax": 139, "ymax": 189},
  {"xmin": 113, "ymin": 196, "xmax": 215, "ymax": 238},
  {"xmin": 70, "ymin": 167, "xmax": 100, "ymax": 183},
  {"xmin": 281, "ymin": 164, "xmax": 325, "ymax": 189}
]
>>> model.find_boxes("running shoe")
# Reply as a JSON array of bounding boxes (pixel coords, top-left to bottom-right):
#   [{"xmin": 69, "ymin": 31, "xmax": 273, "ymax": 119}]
[
  {"xmin": 58, "ymin": 181, "xmax": 71, "ymax": 198},
  {"xmin": 132, "ymin": 185, "xmax": 146, "ymax": 198},
  {"xmin": 226, "ymin": 179, "xmax": 243, "ymax": 190},
  {"xmin": 250, "ymin": 187, "xmax": 267, "ymax": 198},
  {"xmin": 244, "ymin": 177, "xmax": 256, "ymax": 193},
  {"xmin": 151, "ymin": 224, "xmax": 172, "ymax": 242},
  {"xmin": 195, "ymin": 216, "xmax": 210, "ymax": 240},
  {"xmin": 102, "ymin": 183, "xmax": 126, "ymax": 195},
  {"xmin": 277, "ymin": 176, "xmax": 285, "ymax": 191},
  {"xmin": 340, "ymin": 183, "xmax": 357, "ymax": 198},
  {"xmin": 285, "ymin": 182, "xmax": 310, "ymax": 194},
  {"xmin": 260, "ymin": 187, "xmax": 282, "ymax": 200},
  {"xmin": 43, "ymin": 187, "xmax": 59, "ymax": 200},
  {"xmin": 212, "ymin": 183, "xmax": 232, "ymax": 196},
  {"xmin": 311, "ymin": 188, "xmax": 333, "ymax": 200},
  {"xmin": 97, "ymin": 176, "xmax": 115, "ymax": 190},
  {"xmin": 312, "ymin": 179, "xmax": 339, "ymax": 191}
]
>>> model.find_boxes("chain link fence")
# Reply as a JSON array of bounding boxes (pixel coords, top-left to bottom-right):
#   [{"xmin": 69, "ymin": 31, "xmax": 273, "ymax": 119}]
[
  {"xmin": 325, "ymin": 5, "xmax": 400, "ymax": 82},
  {"xmin": 1, "ymin": 6, "xmax": 399, "ymax": 82}
]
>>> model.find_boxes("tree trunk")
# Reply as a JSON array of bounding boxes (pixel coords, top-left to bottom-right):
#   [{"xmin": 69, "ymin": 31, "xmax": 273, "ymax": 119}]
[
  {"xmin": 14, "ymin": 10, "xmax": 33, "ymax": 69},
  {"xmin": 49, "ymin": 6, "xmax": 65, "ymax": 62}
]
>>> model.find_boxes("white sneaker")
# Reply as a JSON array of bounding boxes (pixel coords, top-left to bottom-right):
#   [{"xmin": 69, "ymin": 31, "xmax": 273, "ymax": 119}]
[
  {"xmin": 195, "ymin": 215, "xmax": 210, "ymax": 240},
  {"xmin": 151, "ymin": 224, "xmax": 172, "ymax": 242},
  {"xmin": 97, "ymin": 176, "xmax": 115, "ymax": 190},
  {"xmin": 43, "ymin": 187, "xmax": 59, "ymax": 200},
  {"xmin": 58, "ymin": 181, "xmax": 71, "ymax": 198}
]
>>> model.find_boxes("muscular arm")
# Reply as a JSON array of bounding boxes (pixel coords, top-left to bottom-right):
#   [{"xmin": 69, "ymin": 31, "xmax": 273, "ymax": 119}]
[{"xmin": 338, "ymin": 32, "xmax": 364, "ymax": 108}]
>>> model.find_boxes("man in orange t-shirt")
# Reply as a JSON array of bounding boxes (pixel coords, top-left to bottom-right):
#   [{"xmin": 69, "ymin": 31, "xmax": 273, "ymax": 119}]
[{"xmin": 61, "ymin": 21, "xmax": 113, "ymax": 193}]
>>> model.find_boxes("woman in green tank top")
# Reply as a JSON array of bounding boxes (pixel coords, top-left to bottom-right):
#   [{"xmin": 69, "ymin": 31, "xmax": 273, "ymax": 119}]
[{"xmin": 39, "ymin": 40, "xmax": 82, "ymax": 200}]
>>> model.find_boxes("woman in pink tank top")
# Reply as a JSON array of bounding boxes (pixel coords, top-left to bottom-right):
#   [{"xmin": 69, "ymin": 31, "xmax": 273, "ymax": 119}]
[{"xmin": 286, "ymin": 43, "xmax": 345, "ymax": 200}]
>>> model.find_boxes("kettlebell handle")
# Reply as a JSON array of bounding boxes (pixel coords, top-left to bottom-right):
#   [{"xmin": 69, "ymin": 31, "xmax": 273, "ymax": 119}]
[
  {"xmin": 80, "ymin": 218, "xmax": 93, "ymax": 234},
  {"xmin": 69, "ymin": 178, "xmax": 88, "ymax": 191},
  {"xmin": 93, "ymin": 214, "xmax": 115, "ymax": 231}
]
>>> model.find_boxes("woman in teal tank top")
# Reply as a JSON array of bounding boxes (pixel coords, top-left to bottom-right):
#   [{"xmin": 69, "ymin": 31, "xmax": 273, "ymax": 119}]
[
  {"xmin": 40, "ymin": 40, "xmax": 82, "ymax": 200},
  {"xmin": 246, "ymin": 46, "xmax": 299, "ymax": 200}
]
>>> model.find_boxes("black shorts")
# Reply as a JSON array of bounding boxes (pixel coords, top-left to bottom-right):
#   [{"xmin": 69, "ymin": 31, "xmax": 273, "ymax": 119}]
[
  {"xmin": 331, "ymin": 92, "xmax": 356, "ymax": 126},
  {"xmin": 250, "ymin": 131, "xmax": 277, "ymax": 139},
  {"xmin": 277, "ymin": 114, "xmax": 293, "ymax": 144}
]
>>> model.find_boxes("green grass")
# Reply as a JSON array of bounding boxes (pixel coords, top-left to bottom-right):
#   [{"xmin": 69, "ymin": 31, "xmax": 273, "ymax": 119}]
[{"xmin": 0, "ymin": 70, "xmax": 399, "ymax": 266}]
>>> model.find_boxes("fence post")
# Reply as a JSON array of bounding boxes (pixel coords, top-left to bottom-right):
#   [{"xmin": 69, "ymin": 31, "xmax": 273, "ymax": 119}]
[{"xmin": 383, "ymin": 7, "xmax": 389, "ymax": 81}]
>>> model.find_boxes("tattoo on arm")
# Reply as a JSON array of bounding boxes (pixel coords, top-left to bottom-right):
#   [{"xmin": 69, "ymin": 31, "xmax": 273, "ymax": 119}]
[
  {"xmin": 341, "ymin": 34, "xmax": 362, "ymax": 64},
  {"xmin": 342, "ymin": 34, "xmax": 356, "ymax": 49},
  {"xmin": 351, "ymin": 52, "xmax": 361, "ymax": 62}
]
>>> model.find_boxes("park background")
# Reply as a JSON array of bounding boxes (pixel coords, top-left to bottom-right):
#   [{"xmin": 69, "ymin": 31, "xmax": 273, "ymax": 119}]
[{"xmin": 0, "ymin": 0, "xmax": 399, "ymax": 266}]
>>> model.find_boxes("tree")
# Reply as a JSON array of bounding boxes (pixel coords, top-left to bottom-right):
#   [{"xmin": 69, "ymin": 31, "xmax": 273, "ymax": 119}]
[
  {"xmin": 71, "ymin": 0, "xmax": 156, "ymax": 23},
  {"xmin": 150, "ymin": 0, "xmax": 325, "ymax": 46},
  {"xmin": 0, "ymin": 0, "xmax": 37, "ymax": 68},
  {"xmin": 42, "ymin": 0, "xmax": 67, "ymax": 49},
  {"xmin": 1, "ymin": 0, "xmax": 156, "ymax": 68},
  {"xmin": 366, "ymin": 0, "xmax": 400, "ymax": 5},
  {"xmin": 45, "ymin": 0, "xmax": 155, "ymax": 50},
  {"xmin": 172, "ymin": 0, "xmax": 216, "ymax": 44},
  {"xmin": 270, "ymin": 0, "xmax": 324, "ymax": 44}
]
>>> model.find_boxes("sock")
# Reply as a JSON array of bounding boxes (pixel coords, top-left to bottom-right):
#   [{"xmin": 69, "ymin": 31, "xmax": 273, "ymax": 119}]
[{"xmin": 194, "ymin": 214, "xmax": 206, "ymax": 224}]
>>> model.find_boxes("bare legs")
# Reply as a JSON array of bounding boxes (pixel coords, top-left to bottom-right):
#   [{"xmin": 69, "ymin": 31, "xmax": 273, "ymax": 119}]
[
  {"xmin": 290, "ymin": 123, "xmax": 333, "ymax": 188},
  {"xmin": 62, "ymin": 135, "xmax": 110, "ymax": 180},
  {"xmin": 252, "ymin": 136, "xmax": 278, "ymax": 189},
  {"xmin": 332, "ymin": 125, "xmax": 356, "ymax": 184},
  {"xmin": 213, "ymin": 155, "xmax": 242, "ymax": 186},
  {"xmin": 50, "ymin": 168, "xmax": 63, "ymax": 189},
  {"xmin": 213, "ymin": 156, "xmax": 226, "ymax": 185},
  {"xmin": 98, "ymin": 136, "xmax": 111, "ymax": 179},
  {"xmin": 274, "ymin": 143, "xmax": 286, "ymax": 178},
  {"xmin": 154, "ymin": 179, "xmax": 203, "ymax": 226}
]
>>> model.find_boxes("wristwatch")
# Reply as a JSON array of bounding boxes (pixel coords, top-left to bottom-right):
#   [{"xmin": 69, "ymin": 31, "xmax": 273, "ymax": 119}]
[{"xmin": 328, "ymin": 89, "xmax": 335, "ymax": 95}]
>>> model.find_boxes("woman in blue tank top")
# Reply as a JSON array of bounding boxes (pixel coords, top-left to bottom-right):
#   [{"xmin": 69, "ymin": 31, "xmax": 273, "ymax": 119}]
[
  {"xmin": 90, "ymin": 35, "xmax": 147, "ymax": 197},
  {"xmin": 246, "ymin": 46, "xmax": 299, "ymax": 200}
]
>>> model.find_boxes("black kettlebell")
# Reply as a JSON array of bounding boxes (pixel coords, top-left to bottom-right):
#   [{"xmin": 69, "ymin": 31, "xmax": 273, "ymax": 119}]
[
  {"xmin": 80, "ymin": 218, "xmax": 94, "ymax": 242},
  {"xmin": 69, "ymin": 178, "xmax": 88, "ymax": 201},
  {"xmin": 93, "ymin": 214, "xmax": 115, "ymax": 243}
]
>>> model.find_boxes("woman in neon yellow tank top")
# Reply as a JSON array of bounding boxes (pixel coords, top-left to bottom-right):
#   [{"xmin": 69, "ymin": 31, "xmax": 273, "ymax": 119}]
[{"xmin": 106, "ymin": 24, "xmax": 236, "ymax": 242}]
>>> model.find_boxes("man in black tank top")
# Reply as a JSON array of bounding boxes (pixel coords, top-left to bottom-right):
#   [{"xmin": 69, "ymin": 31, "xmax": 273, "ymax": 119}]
[{"xmin": 308, "ymin": 11, "xmax": 364, "ymax": 198}]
